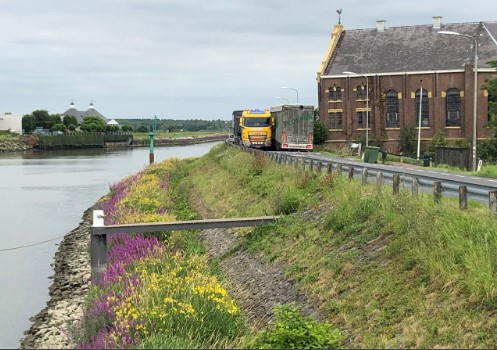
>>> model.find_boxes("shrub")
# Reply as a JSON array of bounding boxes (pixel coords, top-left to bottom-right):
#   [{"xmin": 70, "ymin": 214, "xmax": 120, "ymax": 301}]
[
  {"xmin": 313, "ymin": 120, "xmax": 327, "ymax": 145},
  {"xmin": 250, "ymin": 304, "xmax": 342, "ymax": 349}
]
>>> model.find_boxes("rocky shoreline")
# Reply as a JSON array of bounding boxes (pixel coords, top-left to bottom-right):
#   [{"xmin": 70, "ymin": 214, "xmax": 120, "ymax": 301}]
[{"xmin": 19, "ymin": 209, "xmax": 92, "ymax": 349}]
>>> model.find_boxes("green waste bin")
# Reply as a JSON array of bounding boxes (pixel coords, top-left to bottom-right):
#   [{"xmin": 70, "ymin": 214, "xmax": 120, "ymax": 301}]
[
  {"xmin": 364, "ymin": 146, "xmax": 381, "ymax": 164},
  {"xmin": 423, "ymin": 155, "xmax": 431, "ymax": 167}
]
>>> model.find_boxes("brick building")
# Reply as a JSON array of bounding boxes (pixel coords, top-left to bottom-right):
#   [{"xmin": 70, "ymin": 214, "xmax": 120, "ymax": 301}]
[{"xmin": 316, "ymin": 17, "xmax": 497, "ymax": 153}]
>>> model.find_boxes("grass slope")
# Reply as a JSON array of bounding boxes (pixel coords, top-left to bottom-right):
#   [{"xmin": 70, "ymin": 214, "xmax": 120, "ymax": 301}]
[{"xmin": 180, "ymin": 143, "xmax": 497, "ymax": 348}]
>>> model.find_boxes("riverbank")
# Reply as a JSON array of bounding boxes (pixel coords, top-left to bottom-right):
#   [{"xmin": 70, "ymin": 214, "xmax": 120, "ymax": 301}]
[
  {"xmin": 0, "ymin": 133, "xmax": 226, "ymax": 152},
  {"xmin": 20, "ymin": 208, "xmax": 92, "ymax": 349}
]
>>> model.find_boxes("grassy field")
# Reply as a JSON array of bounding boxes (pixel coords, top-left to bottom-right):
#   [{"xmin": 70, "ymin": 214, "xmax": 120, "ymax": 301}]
[
  {"xmin": 177, "ymin": 144, "xmax": 497, "ymax": 348},
  {"xmin": 131, "ymin": 130, "xmax": 226, "ymax": 142}
]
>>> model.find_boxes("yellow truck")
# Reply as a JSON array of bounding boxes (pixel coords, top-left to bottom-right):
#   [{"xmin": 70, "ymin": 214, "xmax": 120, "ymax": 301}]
[{"xmin": 232, "ymin": 109, "xmax": 273, "ymax": 149}]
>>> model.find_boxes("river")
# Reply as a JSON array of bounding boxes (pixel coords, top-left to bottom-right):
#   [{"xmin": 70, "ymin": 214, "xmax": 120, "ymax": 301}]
[{"xmin": 0, "ymin": 142, "xmax": 220, "ymax": 348}]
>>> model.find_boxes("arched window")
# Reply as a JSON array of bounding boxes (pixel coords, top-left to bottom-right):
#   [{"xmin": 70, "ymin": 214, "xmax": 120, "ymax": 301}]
[
  {"xmin": 415, "ymin": 89, "xmax": 429, "ymax": 126},
  {"xmin": 446, "ymin": 88, "xmax": 461, "ymax": 126},
  {"xmin": 385, "ymin": 90, "xmax": 399, "ymax": 128},
  {"xmin": 328, "ymin": 85, "xmax": 342, "ymax": 101}
]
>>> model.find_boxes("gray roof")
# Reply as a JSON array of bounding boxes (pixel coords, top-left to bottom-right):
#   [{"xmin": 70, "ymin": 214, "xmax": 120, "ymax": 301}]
[
  {"xmin": 61, "ymin": 107, "xmax": 108, "ymax": 124},
  {"xmin": 324, "ymin": 21, "xmax": 497, "ymax": 76}
]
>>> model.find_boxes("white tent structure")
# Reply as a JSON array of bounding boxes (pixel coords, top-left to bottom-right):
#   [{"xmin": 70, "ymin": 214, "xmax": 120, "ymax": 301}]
[{"xmin": 107, "ymin": 119, "xmax": 119, "ymax": 126}]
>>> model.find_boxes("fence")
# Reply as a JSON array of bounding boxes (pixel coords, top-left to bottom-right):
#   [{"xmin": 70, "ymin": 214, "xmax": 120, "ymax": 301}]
[
  {"xmin": 434, "ymin": 146, "xmax": 471, "ymax": 170},
  {"xmin": 90, "ymin": 211, "xmax": 279, "ymax": 281}
]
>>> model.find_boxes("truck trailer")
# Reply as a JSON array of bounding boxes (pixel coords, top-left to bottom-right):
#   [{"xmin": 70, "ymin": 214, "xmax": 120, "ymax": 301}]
[{"xmin": 270, "ymin": 105, "xmax": 314, "ymax": 151}]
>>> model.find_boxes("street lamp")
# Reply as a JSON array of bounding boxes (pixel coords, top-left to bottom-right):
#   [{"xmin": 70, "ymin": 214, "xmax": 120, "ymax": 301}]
[
  {"xmin": 344, "ymin": 71, "xmax": 369, "ymax": 146},
  {"xmin": 281, "ymin": 86, "xmax": 299, "ymax": 105},
  {"xmin": 274, "ymin": 96, "xmax": 290, "ymax": 105},
  {"xmin": 438, "ymin": 30, "xmax": 478, "ymax": 171}
]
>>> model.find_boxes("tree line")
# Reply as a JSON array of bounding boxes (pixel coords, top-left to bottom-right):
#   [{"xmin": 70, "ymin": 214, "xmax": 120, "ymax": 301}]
[{"xmin": 116, "ymin": 118, "xmax": 227, "ymax": 133}]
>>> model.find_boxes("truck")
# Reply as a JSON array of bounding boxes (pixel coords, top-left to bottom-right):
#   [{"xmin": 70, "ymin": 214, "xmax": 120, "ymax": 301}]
[
  {"xmin": 270, "ymin": 105, "xmax": 314, "ymax": 151},
  {"xmin": 232, "ymin": 109, "xmax": 273, "ymax": 149}
]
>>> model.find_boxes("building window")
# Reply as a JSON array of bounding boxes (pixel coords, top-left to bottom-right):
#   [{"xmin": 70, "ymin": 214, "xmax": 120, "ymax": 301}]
[
  {"xmin": 328, "ymin": 112, "xmax": 343, "ymax": 129},
  {"xmin": 415, "ymin": 89, "xmax": 429, "ymax": 126},
  {"xmin": 445, "ymin": 88, "xmax": 461, "ymax": 126},
  {"xmin": 385, "ymin": 90, "xmax": 399, "ymax": 128},
  {"xmin": 356, "ymin": 111, "xmax": 370, "ymax": 129},
  {"xmin": 356, "ymin": 85, "xmax": 367, "ymax": 99},
  {"xmin": 328, "ymin": 86, "xmax": 342, "ymax": 101}
]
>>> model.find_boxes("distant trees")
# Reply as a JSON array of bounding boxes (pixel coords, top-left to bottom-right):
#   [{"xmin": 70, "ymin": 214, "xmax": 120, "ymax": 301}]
[
  {"xmin": 117, "ymin": 118, "xmax": 227, "ymax": 133},
  {"xmin": 80, "ymin": 115, "xmax": 107, "ymax": 132},
  {"xmin": 22, "ymin": 114, "xmax": 36, "ymax": 133},
  {"xmin": 63, "ymin": 115, "xmax": 78, "ymax": 129}
]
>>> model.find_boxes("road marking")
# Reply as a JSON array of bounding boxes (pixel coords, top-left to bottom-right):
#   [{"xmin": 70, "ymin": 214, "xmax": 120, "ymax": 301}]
[
  {"xmin": 488, "ymin": 179, "xmax": 497, "ymax": 183},
  {"xmin": 471, "ymin": 177, "xmax": 481, "ymax": 180},
  {"xmin": 455, "ymin": 175, "xmax": 465, "ymax": 178}
]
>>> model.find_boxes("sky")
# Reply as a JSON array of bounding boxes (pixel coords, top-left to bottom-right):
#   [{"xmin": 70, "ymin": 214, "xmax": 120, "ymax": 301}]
[{"xmin": 0, "ymin": 0, "xmax": 495, "ymax": 120}]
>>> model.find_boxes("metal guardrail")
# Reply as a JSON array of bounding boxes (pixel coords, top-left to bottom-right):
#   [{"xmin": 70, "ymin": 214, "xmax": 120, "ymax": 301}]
[{"xmin": 90, "ymin": 210, "xmax": 279, "ymax": 281}]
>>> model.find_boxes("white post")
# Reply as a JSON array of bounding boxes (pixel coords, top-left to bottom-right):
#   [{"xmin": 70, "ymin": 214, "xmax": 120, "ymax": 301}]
[
  {"xmin": 417, "ymin": 86, "xmax": 423, "ymax": 161},
  {"xmin": 91, "ymin": 210, "xmax": 107, "ymax": 283},
  {"xmin": 472, "ymin": 37, "xmax": 478, "ymax": 172},
  {"xmin": 362, "ymin": 76, "xmax": 368, "ymax": 147}
]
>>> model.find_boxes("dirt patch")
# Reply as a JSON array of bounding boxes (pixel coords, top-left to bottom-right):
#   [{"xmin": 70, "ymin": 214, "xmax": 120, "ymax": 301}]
[{"xmin": 193, "ymin": 199, "xmax": 325, "ymax": 330}]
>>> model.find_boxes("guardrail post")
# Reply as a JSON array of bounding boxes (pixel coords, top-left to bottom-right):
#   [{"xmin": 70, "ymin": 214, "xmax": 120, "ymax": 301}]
[
  {"xmin": 91, "ymin": 210, "xmax": 107, "ymax": 283},
  {"xmin": 489, "ymin": 191, "xmax": 497, "ymax": 215},
  {"xmin": 316, "ymin": 161, "xmax": 322, "ymax": 174},
  {"xmin": 348, "ymin": 166, "xmax": 354, "ymax": 180},
  {"xmin": 376, "ymin": 171, "xmax": 383, "ymax": 191},
  {"xmin": 327, "ymin": 163, "xmax": 333, "ymax": 174},
  {"xmin": 309, "ymin": 160, "xmax": 314, "ymax": 172},
  {"xmin": 393, "ymin": 174, "xmax": 400, "ymax": 194},
  {"xmin": 433, "ymin": 181, "xmax": 442, "ymax": 203},
  {"xmin": 336, "ymin": 163, "xmax": 342, "ymax": 176},
  {"xmin": 412, "ymin": 177, "xmax": 419, "ymax": 197},
  {"xmin": 361, "ymin": 168, "xmax": 368, "ymax": 186},
  {"xmin": 459, "ymin": 186, "xmax": 467, "ymax": 210}
]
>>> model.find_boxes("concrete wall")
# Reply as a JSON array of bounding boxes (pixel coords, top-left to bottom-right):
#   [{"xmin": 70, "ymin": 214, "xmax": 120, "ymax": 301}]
[{"xmin": 0, "ymin": 114, "xmax": 23, "ymax": 134}]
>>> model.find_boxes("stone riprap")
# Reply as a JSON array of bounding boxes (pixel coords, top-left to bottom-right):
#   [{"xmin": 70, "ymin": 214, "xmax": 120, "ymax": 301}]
[{"xmin": 20, "ymin": 209, "xmax": 91, "ymax": 349}]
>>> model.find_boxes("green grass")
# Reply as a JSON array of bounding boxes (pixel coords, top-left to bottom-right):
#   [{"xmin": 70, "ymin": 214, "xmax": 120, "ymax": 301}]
[
  {"xmin": 180, "ymin": 143, "xmax": 497, "ymax": 348},
  {"xmin": 132, "ymin": 130, "xmax": 225, "ymax": 142},
  {"xmin": 0, "ymin": 130, "xmax": 20, "ymax": 140}
]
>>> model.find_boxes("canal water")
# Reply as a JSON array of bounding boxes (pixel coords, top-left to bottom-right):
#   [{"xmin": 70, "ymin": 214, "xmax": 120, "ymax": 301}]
[{"xmin": 0, "ymin": 142, "xmax": 220, "ymax": 348}]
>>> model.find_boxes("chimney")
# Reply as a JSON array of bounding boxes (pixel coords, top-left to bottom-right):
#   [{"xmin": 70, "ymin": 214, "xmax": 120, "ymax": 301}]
[
  {"xmin": 70, "ymin": 100, "xmax": 75, "ymax": 109},
  {"xmin": 377, "ymin": 20, "xmax": 386, "ymax": 32},
  {"xmin": 432, "ymin": 16, "xmax": 442, "ymax": 29},
  {"xmin": 89, "ymin": 100, "xmax": 94, "ymax": 109}
]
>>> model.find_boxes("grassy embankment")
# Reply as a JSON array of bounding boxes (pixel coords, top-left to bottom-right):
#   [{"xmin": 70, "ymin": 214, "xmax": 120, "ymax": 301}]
[
  {"xmin": 132, "ymin": 131, "xmax": 226, "ymax": 142},
  {"xmin": 72, "ymin": 151, "xmax": 340, "ymax": 349},
  {"xmin": 73, "ymin": 143, "xmax": 497, "ymax": 348},
  {"xmin": 182, "ymin": 144, "xmax": 497, "ymax": 348}
]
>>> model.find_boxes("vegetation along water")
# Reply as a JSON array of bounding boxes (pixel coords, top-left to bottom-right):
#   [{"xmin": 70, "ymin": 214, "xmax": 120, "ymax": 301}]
[{"xmin": 70, "ymin": 143, "xmax": 497, "ymax": 348}]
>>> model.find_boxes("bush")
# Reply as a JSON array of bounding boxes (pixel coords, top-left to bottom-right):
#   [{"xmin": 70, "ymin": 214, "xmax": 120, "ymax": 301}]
[
  {"xmin": 251, "ymin": 304, "xmax": 342, "ymax": 349},
  {"xmin": 313, "ymin": 120, "xmax": 327, "ymax": 145}
]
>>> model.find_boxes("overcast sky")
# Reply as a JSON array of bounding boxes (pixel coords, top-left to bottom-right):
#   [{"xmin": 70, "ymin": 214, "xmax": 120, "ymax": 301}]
[{"xmin": 0, "ymin": 0, "xmax": 495, "ymax": 120}]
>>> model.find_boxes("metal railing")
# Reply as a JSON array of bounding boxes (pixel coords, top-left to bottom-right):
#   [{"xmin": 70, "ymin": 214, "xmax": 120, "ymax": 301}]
[{"xmin": 90, "ymin": 210, "xmax": 279, "ymax": 282}]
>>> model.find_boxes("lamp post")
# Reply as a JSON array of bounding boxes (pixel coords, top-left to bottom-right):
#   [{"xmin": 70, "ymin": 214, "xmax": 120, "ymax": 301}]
[
  {"xmin": 417, "ymin": 83, "xmax": 423, "ymax": 161},
  {"xmin": 275, "ymin": 96, "xmax": 290, "ymax": 105},
  {"xmin": 344, "ymin": 71, "xmax": 369, "ymax": 146},
  {"xmin": 438, "ymin": 30, "xmax": 478, "ymax": 171},
  {"xmin": 281, "ymin": 86, "xmax": 299, "ymax": 105}
]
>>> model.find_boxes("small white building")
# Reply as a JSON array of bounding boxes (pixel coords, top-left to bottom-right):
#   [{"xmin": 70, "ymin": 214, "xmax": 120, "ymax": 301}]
[{"xmin": 0, "ymin": 113, "xmax": 23, "ymax": 134}]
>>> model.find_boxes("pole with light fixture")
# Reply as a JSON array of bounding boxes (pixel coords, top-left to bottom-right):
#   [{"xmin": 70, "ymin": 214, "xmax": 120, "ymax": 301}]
[
  {"xmin": 274, "ymin": 96, "xmax": 289, "ymax": 105},
  {"xmin": 416, "ymin": 83, "xmax": 423, "ymax": 161},
  {"xmin": 438, "ymin": 30, "xmax": 478, "ymax": 171},
  {"xmin": 281, "ymin": 86, "xmax": 299, "ymax": 105},
  {"xmin": 343, "ymin": 71, "xmax": 369, "ymax": 146}
]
